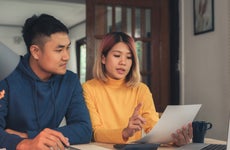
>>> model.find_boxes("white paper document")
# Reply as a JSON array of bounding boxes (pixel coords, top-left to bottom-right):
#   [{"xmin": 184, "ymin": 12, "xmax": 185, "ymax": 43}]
[
  {"xmin": 68, "ymin": 143, "xmax": 110, "ymax": 150},
  {"xmin": 136, "ymin": 104, "xmax": 202, "ymax": 144}
]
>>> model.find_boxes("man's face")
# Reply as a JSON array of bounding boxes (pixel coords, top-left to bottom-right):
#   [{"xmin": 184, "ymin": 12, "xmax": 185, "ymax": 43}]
[{"xmin": 30, "ymin": 32, "xmax": 71, "ymax": 81}]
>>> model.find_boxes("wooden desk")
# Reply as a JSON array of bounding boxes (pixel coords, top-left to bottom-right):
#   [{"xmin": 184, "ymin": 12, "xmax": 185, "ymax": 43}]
[
  {"xmin": 70, "ymin": 138, "xmax": 227, "ymax": 150},
  {"xmin": 205, "ymin": 138, "xmax": 226, "ymax": 144},
  {"xmin": 69, "ymin": 142, "xmax": 111, "ymax": 150}
]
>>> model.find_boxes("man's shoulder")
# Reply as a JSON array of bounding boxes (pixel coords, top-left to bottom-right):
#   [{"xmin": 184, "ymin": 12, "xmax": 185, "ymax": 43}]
[
  {"xmin": 64, "ymin": 70, "xmax": 78, "ymax": 78},
  {"xmin": 54, "ymin": 70, "xmax": 79, "ymax": 85}
]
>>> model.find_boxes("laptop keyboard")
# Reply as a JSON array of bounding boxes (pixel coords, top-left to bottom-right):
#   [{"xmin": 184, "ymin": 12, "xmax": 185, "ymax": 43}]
[{"xmin": 201, "ymin": 144, "xmax": 227, "ymax": 150}]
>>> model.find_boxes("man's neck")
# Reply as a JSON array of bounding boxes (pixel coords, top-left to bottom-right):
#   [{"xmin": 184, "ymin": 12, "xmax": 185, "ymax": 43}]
[{"xmin": 29, "ymin": 57, "xmax": 51, "ymax": 81}]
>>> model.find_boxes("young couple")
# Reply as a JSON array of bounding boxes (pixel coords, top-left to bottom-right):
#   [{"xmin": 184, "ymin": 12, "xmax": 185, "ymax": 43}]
[{"xmin": 0, "ymin": 14, "xmax": 192, "ymax": 150}]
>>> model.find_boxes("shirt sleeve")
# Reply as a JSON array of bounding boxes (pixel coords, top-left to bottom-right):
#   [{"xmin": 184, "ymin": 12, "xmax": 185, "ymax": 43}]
[
  {"xmin": 0, "ymin": 80, "xmax": 24, "ymax": 149},
  {"xmin": 139, "ymin": 84, "xmax": 159, "ymax": 134},
  {"xmin": 55, "ymin": 78, "xmax": 92, "ymax": 144}
]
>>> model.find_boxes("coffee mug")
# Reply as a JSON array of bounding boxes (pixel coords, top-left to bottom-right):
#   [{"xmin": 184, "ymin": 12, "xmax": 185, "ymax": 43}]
[{"xmin": 192, "ymin": 121, "xmax": 212, "ymax": 143}]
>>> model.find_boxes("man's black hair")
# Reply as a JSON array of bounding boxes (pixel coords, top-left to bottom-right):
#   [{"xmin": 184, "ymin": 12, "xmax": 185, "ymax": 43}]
[{"xmin": 22, "ymin": 14, "xmax": 69, "ymax": 52}]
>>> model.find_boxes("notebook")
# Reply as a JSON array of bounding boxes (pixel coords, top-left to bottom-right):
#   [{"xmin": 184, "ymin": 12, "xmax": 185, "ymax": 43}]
[{"xmin": 177, "ymin": 116, "xmax": 230, "ymax": 150}]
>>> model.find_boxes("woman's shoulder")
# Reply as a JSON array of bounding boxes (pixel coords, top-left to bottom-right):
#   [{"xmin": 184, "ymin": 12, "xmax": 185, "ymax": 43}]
[
  {"xmin": 132, "ymin": 82, "xmax": 152, "ymax": 94},
  {"xmin": 136, "ymin": 82, "xmax": 149, "ymax": 89}
]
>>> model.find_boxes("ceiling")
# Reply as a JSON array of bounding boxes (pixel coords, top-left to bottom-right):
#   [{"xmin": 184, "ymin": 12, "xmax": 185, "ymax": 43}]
[{"xmin": 0, "ymin": 0, "xmax": 86, "ymax": 28}]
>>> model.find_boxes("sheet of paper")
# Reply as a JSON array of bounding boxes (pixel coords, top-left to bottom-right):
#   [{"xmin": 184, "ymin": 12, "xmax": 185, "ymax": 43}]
[
  {"xmin": 69, "ymin": 143, "xmax": 111, "ymax": 150},
  {"xmin": 136, "ymin": 104, "xmax": 202, "ymax": 144}
]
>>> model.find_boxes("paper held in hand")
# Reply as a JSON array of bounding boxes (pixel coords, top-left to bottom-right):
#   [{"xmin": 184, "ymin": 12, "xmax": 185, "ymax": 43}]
[{"xmin": 135, "ymin": 104, "xmax": 202, "ymax": 144}]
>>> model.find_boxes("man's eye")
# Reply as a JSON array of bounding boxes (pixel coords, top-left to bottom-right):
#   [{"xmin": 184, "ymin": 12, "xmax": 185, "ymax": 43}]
[{"xmin": 56, "ymin": 49, "xmax": 62, "ymax": 52}]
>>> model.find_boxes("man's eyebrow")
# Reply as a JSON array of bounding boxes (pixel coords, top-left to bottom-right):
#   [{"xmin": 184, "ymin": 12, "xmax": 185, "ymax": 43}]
[{"xmin": 57, "ymin": 42, "xmax": 71, "ymax": 48}]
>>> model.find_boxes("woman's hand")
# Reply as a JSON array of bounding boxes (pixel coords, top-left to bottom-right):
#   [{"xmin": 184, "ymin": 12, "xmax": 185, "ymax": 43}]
[
  {"xmin": 171, "ymin": 122, "xmax": 193, "ymax": 146},
  {"xmin": 122, "ymin": 103, "xmax": 146, "ymax": 141}
]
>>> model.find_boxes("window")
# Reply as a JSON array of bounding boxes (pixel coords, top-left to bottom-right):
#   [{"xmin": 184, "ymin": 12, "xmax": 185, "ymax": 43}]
[{"xmin": 76, "ymin": 38, "xmax": 86, "ymax": 83}]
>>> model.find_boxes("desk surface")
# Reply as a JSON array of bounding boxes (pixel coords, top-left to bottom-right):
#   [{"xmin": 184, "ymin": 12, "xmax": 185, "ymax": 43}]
[{"xmin": 70, "ymin": 138, "xmax": 227, "ymax": 150}]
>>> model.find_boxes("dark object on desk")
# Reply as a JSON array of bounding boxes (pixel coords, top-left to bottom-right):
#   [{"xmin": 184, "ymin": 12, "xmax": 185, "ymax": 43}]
[
  {"xmin": 113, "ymin": 143, "xmax": 160, "ymax": 150},
  {"xmin": 192, "ymin": 121, "xmax": 212, "ymax": 143}
]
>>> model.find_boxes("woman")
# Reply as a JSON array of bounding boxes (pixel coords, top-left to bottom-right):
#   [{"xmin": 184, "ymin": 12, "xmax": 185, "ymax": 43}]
[{"xmin": 82, "ymin": 32, "xmax": 192, "ymax": 146}]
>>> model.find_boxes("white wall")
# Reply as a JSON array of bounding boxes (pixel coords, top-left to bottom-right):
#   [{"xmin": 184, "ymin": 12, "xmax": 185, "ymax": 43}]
[
  {"xmin": 0, "ymin": 26, "xmax": 26, "ymax": 55},
  {"xmin": 0, "ymin": 23, "xmax": 84, "ymax": 74},
  {"xmin": 180, "ymin": 0, "xmax": 230, "ymax": 140},
  {"xmin": 68, "ymin": 22, "xmax": 86, "ymax": 73}
]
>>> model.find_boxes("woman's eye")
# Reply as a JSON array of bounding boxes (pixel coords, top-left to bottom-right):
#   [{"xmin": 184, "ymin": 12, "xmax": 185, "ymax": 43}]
[{"xmin": 114, "ymin": 55, "xmax": 120, "ymax": 57}]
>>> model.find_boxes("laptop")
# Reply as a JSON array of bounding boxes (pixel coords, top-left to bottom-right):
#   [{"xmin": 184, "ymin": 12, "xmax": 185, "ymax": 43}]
[{"xmin": 177, "ymin": 117, "xmax": 230, "ymax": 150}]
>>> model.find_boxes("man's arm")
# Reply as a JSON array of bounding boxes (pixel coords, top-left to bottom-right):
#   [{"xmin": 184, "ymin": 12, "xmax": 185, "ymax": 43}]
[
  {"xmin": 0, "ymin": 81, "xmax": 24, "ymax": 149},
  {"xmin": 55, "ymin": 79, "xmax": 92, "ymax": 144},
  {"xmin": 4, "ymin": 128, "xmax": 70, "ymax": 150},
  {"xmin": 5, "ymin": 129, "xmax": 28, "ymax": 138},
  {"xmin": 16, "ymin": 128, "xmax": 69, "ymax": 150},
  {"xmin": 0, "ymin": 90, "xmax": 5, "ymax": 99},
  {"xmin": 0, "ymin": 129, "xmax": 24, "ymax": 150}
]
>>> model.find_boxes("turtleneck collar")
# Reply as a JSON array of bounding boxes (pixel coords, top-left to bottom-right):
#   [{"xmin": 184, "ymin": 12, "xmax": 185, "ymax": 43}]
[{"xmin": 105, "ymin": 76, "xmax": 126, "ymax": 87}]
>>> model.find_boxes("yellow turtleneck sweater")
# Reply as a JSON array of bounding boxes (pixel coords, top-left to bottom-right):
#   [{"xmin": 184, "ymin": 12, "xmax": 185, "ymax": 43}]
[{"xmin": 82, "ymin": 78, "xmax": 159, "ymax": 144}]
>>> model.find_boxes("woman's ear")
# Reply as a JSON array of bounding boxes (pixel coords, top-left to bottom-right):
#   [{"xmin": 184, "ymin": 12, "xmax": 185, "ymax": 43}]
[
  {"xmin": 30, "ymin": 45, "xmax": 40, "ymax": 60},
  {"xmin": 101, "ymin": 54, "xmax": 106, "ymax": 64}
]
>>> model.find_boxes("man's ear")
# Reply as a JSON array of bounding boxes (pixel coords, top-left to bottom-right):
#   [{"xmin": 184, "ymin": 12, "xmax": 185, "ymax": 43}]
[{"xmin": 30, "ymin": 45, "xmax": 40, "ymax": 60}]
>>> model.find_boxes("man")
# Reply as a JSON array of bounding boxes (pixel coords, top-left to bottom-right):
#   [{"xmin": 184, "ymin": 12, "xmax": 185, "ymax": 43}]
[{"xmin": 0, "ymin": 14, "xmax": 92, "ymax": 150}]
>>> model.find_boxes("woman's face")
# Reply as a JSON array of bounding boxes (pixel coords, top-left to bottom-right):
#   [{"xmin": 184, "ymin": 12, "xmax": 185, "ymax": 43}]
[{"xmin": 102, "ymin": 42, "xmax": 133, "ymax": 80}]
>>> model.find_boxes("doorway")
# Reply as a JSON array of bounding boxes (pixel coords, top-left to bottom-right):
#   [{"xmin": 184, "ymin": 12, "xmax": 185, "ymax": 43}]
[{"xmin": 85, "ymin": 0, "xmax": 171, "ymax": 112}]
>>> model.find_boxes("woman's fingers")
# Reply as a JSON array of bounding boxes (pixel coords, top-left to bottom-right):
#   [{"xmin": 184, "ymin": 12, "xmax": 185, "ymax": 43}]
[{"xmin": 132, "ymin": 103, "xmax": 142, "ymax": 117}]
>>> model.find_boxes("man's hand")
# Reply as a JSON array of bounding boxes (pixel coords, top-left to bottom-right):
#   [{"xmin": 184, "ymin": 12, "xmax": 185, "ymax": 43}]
[
  {"xmin": 0, "ymin": 90, "xmax": 5, "ymax": 99},
  {"xmin": 171, "ymin": 122, "xmax": 193, "ymax": 146},
  {"xmin": 122, "ymin": 103, "xmax": 146, "ymax": 141},
  {"xmin": 16, "ymin": 128, "xmax": 70, "ymax": 150}
]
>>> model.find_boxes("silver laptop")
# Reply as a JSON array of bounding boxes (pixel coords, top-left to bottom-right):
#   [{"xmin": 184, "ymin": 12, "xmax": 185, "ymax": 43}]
[{"xmin": 177, "ymin": 117, "xmax": 230, "ymax": 150}]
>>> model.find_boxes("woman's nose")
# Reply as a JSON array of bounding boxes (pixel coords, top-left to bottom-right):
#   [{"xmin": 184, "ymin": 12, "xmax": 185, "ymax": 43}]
[{"xmin": 119, "ymin": 57, "xmax": 126, "ymax": 65}]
